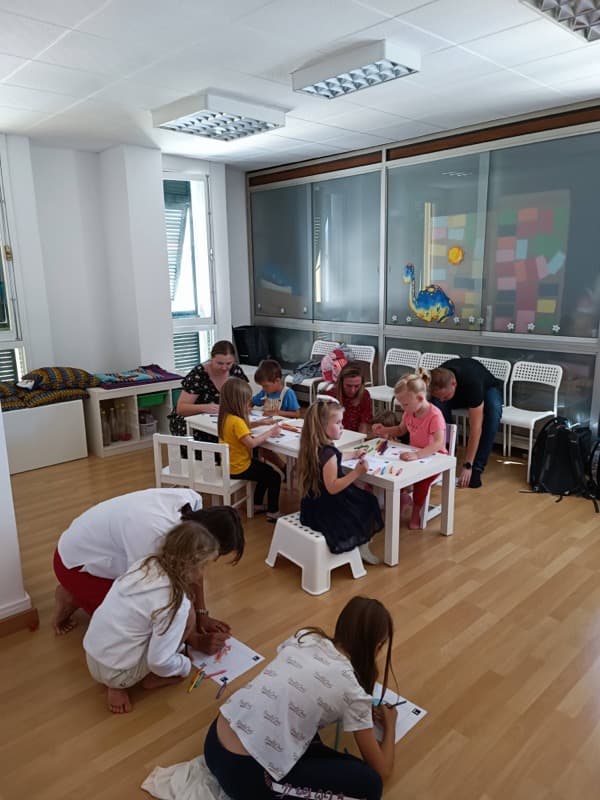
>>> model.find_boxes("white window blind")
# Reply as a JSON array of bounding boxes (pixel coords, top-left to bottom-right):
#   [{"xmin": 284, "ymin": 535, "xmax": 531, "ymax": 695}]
[
  {"xmin": 173, "ymin": 331, "xmax": 201, "ymax": 374},
  {"xmin": 0, "ymin": 347, "xmax": 17, "ymax": 382}
]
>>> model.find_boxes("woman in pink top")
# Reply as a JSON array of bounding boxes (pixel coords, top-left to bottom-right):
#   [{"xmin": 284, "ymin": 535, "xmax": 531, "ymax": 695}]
[{"xmin": 372, "ymin": 370, "xmax": 446, "ymax": 530}]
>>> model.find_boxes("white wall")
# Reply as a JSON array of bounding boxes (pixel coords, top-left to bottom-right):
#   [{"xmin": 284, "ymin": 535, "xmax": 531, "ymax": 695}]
[
  {"xmin": 226, "ymin": 165, "xmax": 251, "ymax": 327},
  {"xmin": 31, "ymin": 145, "xmax": 113, "ymax": 369},
  {"xmin": 0, "ymin": 409, "xmax": 32, "ymax": 620}
]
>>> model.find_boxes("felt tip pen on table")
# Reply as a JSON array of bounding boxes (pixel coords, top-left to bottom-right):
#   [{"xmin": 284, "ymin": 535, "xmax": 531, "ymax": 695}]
[
  {"xmin": 187, "ymin": 668, "xmax": 205, "ymax": 693},
  {"xmin": 204, "ymin": 669, "xmax": 227, "ymax": 680},
  {"xmin": 216, "ymin": 678, "xmax": 228, "ymax": 699}
]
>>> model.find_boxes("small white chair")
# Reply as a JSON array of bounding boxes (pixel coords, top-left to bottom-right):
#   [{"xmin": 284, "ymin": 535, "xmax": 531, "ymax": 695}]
[
  {"xmin": 418, "ymin": 352, "xmax": 460, "ymax": 372},
  {"xmin": 419, "ymin": 423, "xmax": 458, "ymax": 529},
  {"xmin": 284, "ymin": 340, "xmax": 339, "ymax": 404},
  {"xmin": 265, "ymin": 511, "xmax": 367, "ymax": 595},
  {"xmin": 369, "ymin": 348, "xmax": 421, "ymax": 409},
  {"xmin": 454, "ymin": 356, "xmax": 512, "ymax": 446},
  {"xmin": 501, "ymin": 361, "xmax": 563, "ymax": 482},
  {"xmin": 153, "ymin": 434, "xmax": 253, "ymax": 517}
]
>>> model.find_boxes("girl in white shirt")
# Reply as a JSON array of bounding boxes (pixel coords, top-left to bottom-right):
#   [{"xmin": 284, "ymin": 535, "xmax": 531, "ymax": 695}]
[
  {"xmin": 83, "ymin": 520, "xmax": 218, "ymax": 714},
  {"xmin": 204, "ymin": 596, "xmax": 398, "ymax": 800}
]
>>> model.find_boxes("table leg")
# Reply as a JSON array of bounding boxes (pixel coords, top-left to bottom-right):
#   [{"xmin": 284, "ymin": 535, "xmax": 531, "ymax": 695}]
[
  {"xmin": 383, "ymin": 485, "xmax": 401, "ymax": 566},
  {"xmin": 440, "ymin": 464, "xmax": 456, "ymax": 536}
]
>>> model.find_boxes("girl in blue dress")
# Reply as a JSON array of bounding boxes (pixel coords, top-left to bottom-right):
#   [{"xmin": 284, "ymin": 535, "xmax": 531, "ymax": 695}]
[{"xmin": 298, "ymin": 399, "xmax": 383, "ymax": 565}]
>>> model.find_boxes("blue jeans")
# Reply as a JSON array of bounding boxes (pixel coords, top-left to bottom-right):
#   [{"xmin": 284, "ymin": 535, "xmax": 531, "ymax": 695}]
[
  {"xmin": 204, "ymin": 718, "xmax": 382, "ymax": 800},
  {"xmin": 433, "ymin": 386, "xmax": 502, "ymax": 473}
]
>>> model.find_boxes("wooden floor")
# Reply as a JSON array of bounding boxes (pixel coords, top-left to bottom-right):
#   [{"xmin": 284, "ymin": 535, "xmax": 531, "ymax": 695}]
[{"xmin": 2, "ymin": 445, "xmax": 600, "ymax": 800}]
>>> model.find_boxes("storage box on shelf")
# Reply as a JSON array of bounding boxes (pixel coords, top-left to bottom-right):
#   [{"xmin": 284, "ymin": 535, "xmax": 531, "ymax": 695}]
[{"xmin": 84, "ymin": 380, "xmax": 181, "ymax": 457}]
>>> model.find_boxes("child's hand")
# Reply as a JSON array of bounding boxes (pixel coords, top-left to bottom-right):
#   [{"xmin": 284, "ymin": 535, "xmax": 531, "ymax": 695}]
[
  {"xmin": 355, "ymin": 456, "xmax": 369, "ymax": 476},
  {"xmin": 371, "ymin": 423, "xmax": 384, "ymax": 436},
  {"xmin": 262, "ymin": 408, "xmax": 277, "ymax": 417},
  {"xmin": 378, "ymin": 703, "xmax": 398, "ymax": 733},
  {"xmin": 269, "ymin": 424, "xmax": 282, "ymax": 437},
  {"xmin": 353, "ymin": 447, "xmax": 368, "ymax": 459},
  {"xmin": 401, "ymin": 451, "xmax": 419, "ymax": 461}
]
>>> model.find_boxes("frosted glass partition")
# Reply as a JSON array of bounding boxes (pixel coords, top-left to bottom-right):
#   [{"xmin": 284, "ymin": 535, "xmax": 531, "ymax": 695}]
[
  {"xmin": 485, "ymin": 133, "xmax": 600, "ymax": 338},
  {"xmin": 251, "ymin": 185, "xmax": 311, "ymax": 319},
  {"xmin": 268, "ymin": 327, "xmax": 314, "ymax": 370},
  {"xmin": 387, "ymin": 153, "xmax": 488, "ymax": 330},
  {"xmin": 312, "ymin": 171, "xmax": 381, "ymax": 323}
]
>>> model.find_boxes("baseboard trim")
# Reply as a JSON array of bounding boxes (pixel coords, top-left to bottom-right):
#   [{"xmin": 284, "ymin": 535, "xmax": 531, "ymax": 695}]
[{"xmin": 0, "ymin": 606, "xmax": 39, "ymax": 638}]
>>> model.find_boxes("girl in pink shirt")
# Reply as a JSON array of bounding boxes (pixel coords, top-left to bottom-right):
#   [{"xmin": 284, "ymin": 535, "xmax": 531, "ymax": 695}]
[{"xmin": 372, "ymin": 370, "xmax": 446, "ymax": 530}]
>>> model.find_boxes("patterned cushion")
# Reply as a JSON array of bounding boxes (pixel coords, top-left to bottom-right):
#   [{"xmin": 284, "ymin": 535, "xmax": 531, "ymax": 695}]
[
  {"xmin": 0, "ymin": 395, "xmax": 28, "ymax": 411},
  {"xmin": 19, "ymin": 367, "xmax": 100, "ymax": 391},
  {"xmin": 0, "ymin": 381, "xmax": 17, "ymax": 398},
  {"xmin": 23, "ymin": 388, "xmax": 88, "ymax": 407}
]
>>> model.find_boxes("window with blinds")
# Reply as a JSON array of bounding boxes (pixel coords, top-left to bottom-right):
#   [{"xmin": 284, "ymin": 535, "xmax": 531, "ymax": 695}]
[
  {"xmin": 172, "ymin": 330, "xmax": 214, "ymax": 374},
  {"xmin": 0, "ymin": 347, "xmax": 18, "ymax": 382}
]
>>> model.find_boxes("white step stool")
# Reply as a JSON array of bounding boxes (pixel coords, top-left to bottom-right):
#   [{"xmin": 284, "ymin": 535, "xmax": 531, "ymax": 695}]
[{"xmin": 265, "ymin": 512, "xmax": 367, "ymax": 595}]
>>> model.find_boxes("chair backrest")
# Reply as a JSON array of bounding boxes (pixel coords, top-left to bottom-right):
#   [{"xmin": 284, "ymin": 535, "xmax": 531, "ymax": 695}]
[
  {"xmin": 446, "ymin": 422, "xmax": 457, "ymax": 457},
  {"xmin": 508, "ymin": 361, "xmax": 563, "ymax": 413},
  {"xmin": 418, "ymin": 352, "xmax": 460, "ymax": 372},
  {"xmin": 474, "ymin": 356, "xmax": 512, "ymax": 404},
  {"xmin": 383, "ymin": 348, "xmax": 421, "ymax": 384},
  {"xmin": 310, "ymin": 339, "xmax": 340, "ymax": 359},
  {"xmin": 153, "ymin": 433, "xmax": 234, "ymax": 494},
  {"xmin": 346, "ymin": 344, "xmax": 376, "ymax": 385}
]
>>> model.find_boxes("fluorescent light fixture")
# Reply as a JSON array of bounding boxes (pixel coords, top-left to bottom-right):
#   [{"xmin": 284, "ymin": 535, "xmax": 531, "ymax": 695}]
[
  {"xmin": 152, "ymin": 91, "xmax": 286, "ymax": 141},
  {"xmin": 520, "ymin": 0, "xmax": 600, "ymax": 41},
  {"xmin": 292, "ymin": 40, "xmax": 420, "ymax": 99}
]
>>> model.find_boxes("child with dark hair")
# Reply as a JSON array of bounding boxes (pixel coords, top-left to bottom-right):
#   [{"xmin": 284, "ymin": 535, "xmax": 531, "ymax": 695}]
[
  {"xmin": 252, "ymin": 358, "xmax": 300, "ymax": 419},
  {"xmin": 204, "ymin": 596, "xmax": 397, "ymax": 800},
  {"xmin": 83, "ymin": 521, "xmax": 219, "ymax": 714}
]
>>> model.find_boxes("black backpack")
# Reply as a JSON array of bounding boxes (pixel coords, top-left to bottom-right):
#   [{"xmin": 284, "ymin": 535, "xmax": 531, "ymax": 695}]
[
  {"xmin": 529, "ymin": 417, "xmax": 598, "ymax": 511},
  {"xmin": 588, "ymin": 439, "xmax": 600, "ymax": 500}
]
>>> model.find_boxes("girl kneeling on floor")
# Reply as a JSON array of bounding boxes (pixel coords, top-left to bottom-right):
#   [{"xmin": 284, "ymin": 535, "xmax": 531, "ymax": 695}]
[
  {"xmin": 298, "ymin": 398, "xmax": 383, "ymax": 565},
  {"xmin": 83, "ymin": 520, "xmax": 219, "ymax": 714},
  {"xmin": 204, "ymin": 596, "xmax": 397, "ymax": 800}
]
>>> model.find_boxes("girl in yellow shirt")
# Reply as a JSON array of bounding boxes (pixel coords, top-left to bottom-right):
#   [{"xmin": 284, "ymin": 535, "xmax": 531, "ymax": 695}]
[{"xmin": 218, "ymin": 378, "xmax": 282, "ymax": 522}]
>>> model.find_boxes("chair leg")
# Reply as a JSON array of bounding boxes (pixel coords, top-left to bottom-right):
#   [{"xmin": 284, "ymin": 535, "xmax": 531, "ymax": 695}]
[
  {"xmin": 246, "ymin": 484, "xmax": 254, "ymax": 519},
  {"xmin": 526, "ymin": 428, "xmax": 534, "ymax": 483}
]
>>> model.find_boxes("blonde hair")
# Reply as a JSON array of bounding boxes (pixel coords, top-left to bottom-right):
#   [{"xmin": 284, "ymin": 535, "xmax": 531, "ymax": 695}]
[
  {"xmin": 136, "ymin": 521, "xmax": 218, "ymax": 633},
  {"xmin": 217, "ymin": 377, "xmax": 252, "ymax": 437},
  {"xmin": 297, "ymin": 399, "xmax": 344, "ymax": 497},
  {"xmin": 394, "ymin": 368, "xmax": 430, "ymax": 398}
]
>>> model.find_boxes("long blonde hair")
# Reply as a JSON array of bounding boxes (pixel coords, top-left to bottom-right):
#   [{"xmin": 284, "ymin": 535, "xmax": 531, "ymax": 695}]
[
  {"xmin": 136, "ymin": 521, "xmax": 218, "ymax": 633},
  {"xmin": 297, "ymin": 399, "xmax": 343, "ymax": 497},
  {"xmin": 394, "ymin": 368, "xmax": 430, "ymax": 398},
  {"xmin": 217, "ymin": 377, "xmax": 252, "ymax": 437}
]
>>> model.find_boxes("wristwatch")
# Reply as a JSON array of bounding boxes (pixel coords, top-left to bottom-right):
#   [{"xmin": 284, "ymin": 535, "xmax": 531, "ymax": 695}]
[
  {"xmin": 196, "ymin": 607, "xmax": 209, "ymax": 616},
  {"xmin": 463, "ymin": 462, "xmax": 473, "ymax": 469}
]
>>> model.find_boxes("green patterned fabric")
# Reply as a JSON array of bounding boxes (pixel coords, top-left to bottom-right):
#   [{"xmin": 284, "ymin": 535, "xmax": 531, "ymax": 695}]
[{"xmin": 19, "ymin": 366, "xmax": 100, "ymax": 391}]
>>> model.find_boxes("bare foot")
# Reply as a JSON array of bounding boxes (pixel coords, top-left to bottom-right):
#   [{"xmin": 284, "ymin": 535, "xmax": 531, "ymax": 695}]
[
  {"xmin": 408, "ymin": 508, "xmax": 423, "ymax": 530},
  {"xmin": 52, "ymin": 585, "xmax": 79, "ymax": 635},
  {"xmin": 141, "ymin": 673, "xmax": 184, "ymax": 690},
  {"xmin": 107, "ymin": 687, "xmax": 132, "ymax": 714}
]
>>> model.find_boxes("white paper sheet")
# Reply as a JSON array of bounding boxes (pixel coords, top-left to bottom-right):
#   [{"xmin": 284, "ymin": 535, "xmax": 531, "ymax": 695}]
[
  {"xmin": 372, "ymin": 682, "xmax": 428, "ymax": 742},
  {"xmin": 188, "ymin": 636, "xmax": 264, "ymax": 685}
]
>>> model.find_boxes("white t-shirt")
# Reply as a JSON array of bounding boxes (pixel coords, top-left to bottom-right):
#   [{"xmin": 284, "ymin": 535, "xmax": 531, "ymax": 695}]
[
  {"xmin": 83, "ymin": 558, "xmax": 192, "ymax": 678},
  {"xmin": 221, "ymin": 632, "xmax": 373, "ymax": 781},
  {"xmin": 58, "ymin": 488, "xmax": 202, "ymax": 578}
]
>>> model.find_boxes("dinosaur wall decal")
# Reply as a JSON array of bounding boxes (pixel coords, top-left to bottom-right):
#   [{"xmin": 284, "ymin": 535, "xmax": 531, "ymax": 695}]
[{"xmin": 403, "ymin": 262, "xmax": 455, "ymax": 323}]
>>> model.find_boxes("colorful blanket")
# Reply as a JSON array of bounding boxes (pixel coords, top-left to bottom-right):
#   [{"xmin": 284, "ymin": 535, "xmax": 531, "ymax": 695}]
[{"xmin": 95, "ymin": 364, "xmax": 183, "ymax": 389}]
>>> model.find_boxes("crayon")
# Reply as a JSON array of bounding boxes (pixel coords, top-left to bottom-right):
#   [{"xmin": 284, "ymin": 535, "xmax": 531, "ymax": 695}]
[
  {"xmin": 204, "ymin": 669, "xmax": 227, "ymax": 680},
  {"xmin": 187, "ymin": 668, "xmax": 205, "ymax": 693},
  {"xmin": 216, "ymin": 677, "xmax": 228, "ymax": 699}
]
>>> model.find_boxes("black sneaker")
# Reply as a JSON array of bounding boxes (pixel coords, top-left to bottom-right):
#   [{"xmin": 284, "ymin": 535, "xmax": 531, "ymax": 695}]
[{"xmin": 469, "ymin": 469, "xmax": 482, "ymax": 489}]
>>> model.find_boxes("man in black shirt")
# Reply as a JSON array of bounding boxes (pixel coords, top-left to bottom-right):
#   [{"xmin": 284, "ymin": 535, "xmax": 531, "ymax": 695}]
[{"xmin": 430, "ymin": 358, "xmax": 503, "ymax": 489}]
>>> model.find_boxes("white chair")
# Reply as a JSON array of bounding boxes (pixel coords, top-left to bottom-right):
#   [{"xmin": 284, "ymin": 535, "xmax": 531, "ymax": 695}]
[
  {"xmin": 369, "ymin": 348, "xmax": 421, "ymax": 409},
  {"xmin": 153, "ymin": 434, "xmax": 253, "ymax": 518},
  {"xmin": 419, "ymin": 423, "xmax": 458, "ymax": 529},
  {"xmin": 418, "ymin": 352, "xmax": 460, "ymax": 372},
  {"xmin": 284, "ymin": 339, "xmax": 340, "ymax": 404},
  {"xmin": 265, "ymin": 511, "xmax": 366, "ymax": 595},
  {"xmin": 501, "ymin": 361, "xmax": 563, "ymax": 482},
  {"xmin": 454, "ymin": 356, "xmax": 512, "ymax": 446},
  {"xmin": 317, "ymin": 343, "xmax": 377, "ymax": 394}
]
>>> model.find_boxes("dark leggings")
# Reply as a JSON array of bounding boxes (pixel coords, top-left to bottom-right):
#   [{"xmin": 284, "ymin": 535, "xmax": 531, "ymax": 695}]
[
  {"xmin": 204, "ymin": 719, "xmax": 382, "ymax": 800},
  {"xmin": 232, "ymin": 458, "xmax": 281, "ymax": 513}
]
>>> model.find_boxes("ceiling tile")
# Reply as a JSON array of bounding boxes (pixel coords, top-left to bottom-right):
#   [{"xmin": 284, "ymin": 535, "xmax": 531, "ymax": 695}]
[
  {"xmin": 41, "ymin": 29, "xmax": 158, "ymax": 75},
  {"xmin": 464, "ymin": 19, "xmax": 585, "ymax": 67},
  {"xmin": 401, "ymin": 0, "xmax": 538, "ymax": 44},
  {"xmin": 321, "ymin": 107, "xmax": 412, "ymax": 131},
  {"xmin": 514, "ymin": 46, "xmax": 600, "ymax": 85},
  {"xmin": 0, "ymin": 105, "xmax": 50, "ymax": 130},
  {"xmin": 4, "ymin": 60, "xmax": 108, "ymax": 96},
  {"xmin": 0, "ymin": 83, "xmax": 78, "ymax": 113},
  {"xmin": 0, "ymin": 10, "xmax": 68, "ymax": 58},
  {"xmin": 0, "ymin": 52, "xmax": 26, "ymax": 79},
  {"xmin": 333, "ymin": 13, "xmax": 453, "ymax": 55},
  {"xmin": 0, "ymin": 1, "xmax": 106, "ymax": 28},
  {"xmin": 407, "ymin": 46, "xmax": 504, "ymax": 90},
  {"xmin": 369, "ymin": 118, "xmax": 443, "ymax": 141}
]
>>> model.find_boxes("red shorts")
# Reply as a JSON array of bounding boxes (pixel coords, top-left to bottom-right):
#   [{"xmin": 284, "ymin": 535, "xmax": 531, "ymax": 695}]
[{"xmin": 53, "ymin": 548, "xmax": 114, "ymax": 616}]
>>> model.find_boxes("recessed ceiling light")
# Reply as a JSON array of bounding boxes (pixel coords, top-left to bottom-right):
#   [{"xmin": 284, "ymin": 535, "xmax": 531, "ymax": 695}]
[
  {"xmin": 152, "ymin": 91, "xmax": 286, "ymax": 141},
  {"xmin": 291, "ymin": 40, "xmax": 420, "ymax": 99},
  {"xmin": 520, "ymin": 0, "xmax": 600, "ymax": 42}
]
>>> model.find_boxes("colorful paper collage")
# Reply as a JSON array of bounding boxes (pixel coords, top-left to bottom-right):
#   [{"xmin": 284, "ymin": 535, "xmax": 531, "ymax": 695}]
[
  {"xmin": 490, "ymin": 191, "xmax": 569, "ymax": 332},
  {"xmin": 430, "ymin": 211, "xmax": 484, "ymax": 320}
]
